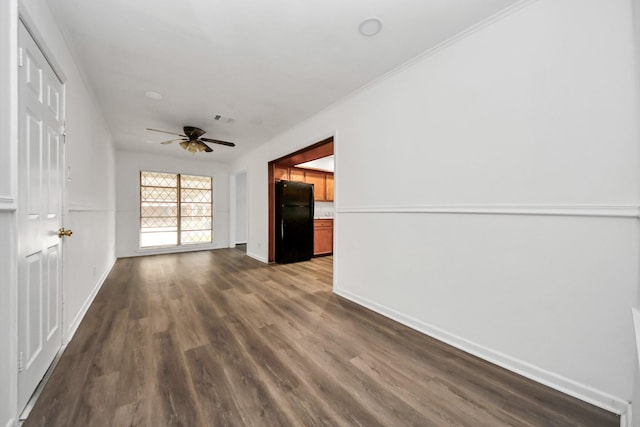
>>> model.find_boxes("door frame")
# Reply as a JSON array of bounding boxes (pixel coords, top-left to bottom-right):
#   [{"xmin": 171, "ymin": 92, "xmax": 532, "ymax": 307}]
[
  {"xmin": 267, "ymin": 137, "xmax": 334, "ymax": 263},
  {"xmin": 15, "ymin": 12, "xmax": 68, "ymax": 418},
  {"xmin": 233, "ymin": 171, "xmax": 248, "ymax": 246},
  {"xmin": 229, "ymin": 170, "xmax": 248, "ymax": 249}
]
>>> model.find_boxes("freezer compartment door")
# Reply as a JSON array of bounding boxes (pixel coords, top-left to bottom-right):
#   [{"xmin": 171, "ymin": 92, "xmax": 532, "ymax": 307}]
[{"xmin": 280, "ymin": 180, "xmax": 313, "ymax": 207}]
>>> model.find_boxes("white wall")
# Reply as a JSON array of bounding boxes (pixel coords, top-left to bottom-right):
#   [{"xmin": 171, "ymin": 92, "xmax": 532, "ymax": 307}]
[
  {"xmin": 232, "ymin": 0, "xmax": 639, "ymax": 415},
  {"xmin": 0, "ymin": 212, "xmax": 17, "ymax": 427},
  {"xmin": 235, "ymin": 172, "xmax": 248, "ymax": 244},
  {"xmin": 20, "ymin": 0, "xmax": 117, "ymax": 344},
  {"xmin": 631, "ymin": 0, "xmax": 640, "ymax": 423},
  {"xmin": 0, "ymin": 0, "xmax": 18, "ymax": 424},
  {"xmin": 0, "ymin": 0, "xmax": 116, "ymax": 425},
  {"xmin": 115, "ymin": 150, "xmax": 230, "ymax": 258}
]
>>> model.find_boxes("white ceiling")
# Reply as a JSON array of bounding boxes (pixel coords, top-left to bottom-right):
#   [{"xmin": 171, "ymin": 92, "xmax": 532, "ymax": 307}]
[
  {"xmin": 48, "ymin": 0, "xmax": 519, "ymax": 163},
  {"xmin": 296, "ymin": 155, "xmax": 335, "ymax": 172}
]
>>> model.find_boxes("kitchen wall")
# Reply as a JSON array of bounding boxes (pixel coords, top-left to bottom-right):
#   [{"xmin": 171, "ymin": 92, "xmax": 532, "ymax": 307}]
[
  {"xmin": 115, "ymin": 150, "xmax": 230, "ymax": 258},
  {"xmin": 232, "ymin": 0, "xmax": 639, "ymax": 416},
  {"xmin": 0, "ymin": 0, "xmax": 116, "ymax": 425},
  {"xmin": 314, "ymin": 201, "xmax": 334, "ymax": 218}
]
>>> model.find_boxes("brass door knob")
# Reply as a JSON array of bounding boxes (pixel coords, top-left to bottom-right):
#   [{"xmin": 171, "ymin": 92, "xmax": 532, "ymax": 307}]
[{"xmin": 58, "ymin": 228, "xmax": 73, "ymax": 238}]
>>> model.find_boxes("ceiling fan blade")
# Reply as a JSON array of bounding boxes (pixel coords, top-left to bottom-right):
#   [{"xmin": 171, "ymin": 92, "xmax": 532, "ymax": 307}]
[
  {"xmin": 200, "ymin": 137, "xmax": 235, "ymax": 147},
  {"xmin": 160, "ymin": 138, "xmax": 186, "ymax": 145},
  {"xmin": 184, "ymin": 126, "xmax": 206, "ymax": 139},
  {"xmin": 198, "ymin": 141, "xmax": 213, "ymax": 152},
  {"xmin": 147, "ymin": 128, "xmax": 186, "ymax": 137}
]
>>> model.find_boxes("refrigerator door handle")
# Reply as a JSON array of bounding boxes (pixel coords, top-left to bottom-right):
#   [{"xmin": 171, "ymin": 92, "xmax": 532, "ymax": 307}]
[{"xmin": 281, "ymin": 220, "xmax": 284, "ymax": 240}]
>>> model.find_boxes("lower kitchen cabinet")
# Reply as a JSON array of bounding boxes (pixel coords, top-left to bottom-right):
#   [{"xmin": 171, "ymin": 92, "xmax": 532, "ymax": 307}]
[{"xmin": 313, "ymin": 219, "xmax": 333, "ymax": 256}]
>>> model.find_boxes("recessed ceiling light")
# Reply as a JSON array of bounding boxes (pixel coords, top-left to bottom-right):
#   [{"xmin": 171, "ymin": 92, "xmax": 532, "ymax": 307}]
[
  {"xmin": 145, "ymin": 90, "xmax": 164, "ymax": 100},
  {"xmin": 359, "ymin": 17, "xmax": 383, "ymax": 36}
]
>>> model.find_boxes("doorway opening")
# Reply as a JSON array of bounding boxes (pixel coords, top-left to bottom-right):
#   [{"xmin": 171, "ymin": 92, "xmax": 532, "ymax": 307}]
[
  {"xmin": 268, "ymin": 137, "xmax": 334, "ymax": 263},
  {"xmin": 234, "ymin": 171, "xmax": 248, "ymax": 251}
]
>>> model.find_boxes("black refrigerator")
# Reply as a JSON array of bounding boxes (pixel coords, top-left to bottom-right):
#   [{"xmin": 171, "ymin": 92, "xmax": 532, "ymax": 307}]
[{"xmin": 275, "ymin": 180, "xmax": 314, "ymax": 263}]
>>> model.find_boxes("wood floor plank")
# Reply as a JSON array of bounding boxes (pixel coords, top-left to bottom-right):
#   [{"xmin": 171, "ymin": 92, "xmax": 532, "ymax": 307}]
[
  {"xmin": 221, "ymin": 314, "xmax": 342, "ymax": 426},
  {"xmin": 184, "ymin": 344, "xmax": 246, "ymax": 427},
  {"xmin": 152, "ymin": 329, "xmax": 203, "ymax": 426},
  {"xmin": 115, "ymin": 318, "xmax": 154, "ymax": 408},
  {"xmin": 23, "ymin": 249, "xmax": 619, "ymax": 427}
]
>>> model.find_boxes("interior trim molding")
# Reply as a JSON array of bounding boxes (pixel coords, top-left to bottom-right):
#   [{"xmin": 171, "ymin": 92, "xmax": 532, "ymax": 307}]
[
  {"xmin": 631, "ymin": 308, "xmax": 640, "ymax": 427},
  {"xmin": 246, "ymin": 251, "xmax": 268, "ymax": 264},
  {"xmin": 130, "ymin": 244, "xmax": 218, "ymax": 258},
  {"xmin": 68, "ymin": 202, "xmax": 118, "ymax": 212},
  {"xmin": 333, "ymin": 287, "xmax": 630, "ymax": 416},
  {"xmin": 68, "ymin": 207, "xmax": 116, "ymax": 213},
  {"xmin": 0, "ymin": 197, "xmax": 16, "ymax": 211},
  {"xmin": 633, "ymin": 308, "xmax": 640, "ymax": 370},
  {"xmin": 65, "ymin": 256, "xmax": 116, "ymax": 343},
  {"xmin": 620, "ymin": 404, "xmax": 632, "ymax": 427},
  {"xmin": 337, "ymin": 204, "xmax": 640, "ymax": 218}
]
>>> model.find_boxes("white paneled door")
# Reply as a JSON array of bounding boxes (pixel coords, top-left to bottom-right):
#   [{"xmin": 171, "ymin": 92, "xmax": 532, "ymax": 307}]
[{"xmin": 17, "ymin": 21, "xmax": 65, "ymax": 413}]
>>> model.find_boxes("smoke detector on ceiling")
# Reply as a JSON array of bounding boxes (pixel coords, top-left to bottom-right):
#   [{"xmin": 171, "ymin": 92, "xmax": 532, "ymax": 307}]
[{"xmin": 359, "ymin": 17, "xmax": 383, "ymax": 36}]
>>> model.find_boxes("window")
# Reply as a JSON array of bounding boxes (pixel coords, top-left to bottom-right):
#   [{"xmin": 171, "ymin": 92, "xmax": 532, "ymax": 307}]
[{"xmin": 140, "ymin": 171, "xmax": 213, "ymax": 248}]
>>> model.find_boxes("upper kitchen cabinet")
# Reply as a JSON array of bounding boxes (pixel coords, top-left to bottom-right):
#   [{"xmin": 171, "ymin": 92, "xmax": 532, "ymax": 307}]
[
  {"xmin": 305, "ymin": 170, "xmax": 326, "ymax": 201},
  {"xmin": 289, "ymin": 168, "xmax": 306, "ymax": 183},
  {"xmin": 274, "ymin": 165, "xmax": 333, "ymax": 202},
  {"xmin": 325, "ymin": 174, "xmax": 334, "ymax": 202},
  {"xmin": 274, "ymin": 165, "xmax": 289, "ymax": 181}
]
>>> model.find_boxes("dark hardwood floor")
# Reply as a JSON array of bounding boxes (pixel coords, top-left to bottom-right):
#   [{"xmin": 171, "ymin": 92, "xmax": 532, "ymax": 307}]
[{"xmin": 24, "ymin": 249, "xmax": 618, "ymax": 426}]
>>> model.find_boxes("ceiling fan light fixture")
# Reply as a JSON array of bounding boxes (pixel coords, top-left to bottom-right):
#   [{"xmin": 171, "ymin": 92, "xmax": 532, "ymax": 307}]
[
  {"xmin": 187, "ymin": 142, "xmax": 199, "ymax": 153},
  {"xmin": 359, "ymin": 17, "xmax": 383, "ymax": 36},
  {"xmin": 148, "ymin": 126, "xmax": 234, "ymax": 153}
]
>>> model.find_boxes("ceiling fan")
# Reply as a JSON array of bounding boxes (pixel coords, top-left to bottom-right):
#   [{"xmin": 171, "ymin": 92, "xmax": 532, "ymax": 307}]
[{"xmin": 146, "ymin": 126, "xmax": 236, "ymax": 153}]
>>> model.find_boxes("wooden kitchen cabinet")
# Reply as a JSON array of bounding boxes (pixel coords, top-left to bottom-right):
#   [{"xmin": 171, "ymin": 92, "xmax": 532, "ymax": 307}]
[
  {"xmin": 274, "ymin": 165, "xmax": 289, "ymax": 181},
  {"xmin": 305, "ymin": 170, "xmax": 326, "ymax": 201},
  {"xmin": 314, "ymin": 219, "xmax": 333, "ymax": 255},
  {"xmin": 289, "ymin": 168, "xmax": 305, "ymax": 183},
  {"xmin": 274, "ymin": 165, "xmax": 334, "ymax": 202}
]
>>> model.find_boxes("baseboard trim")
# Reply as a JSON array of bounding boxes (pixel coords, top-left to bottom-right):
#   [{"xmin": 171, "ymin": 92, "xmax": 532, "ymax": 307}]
[
  {"xmin": 246, "ymin": 251, "xmax": 268, "ymax": 263},
  {"xmin": 333, "ymin": 287, "xmax": 629, "ymax": 416},
  {"xmin": 64, "ymin": 257, "xmax": 116, "ymax": 343},
  {"xmin": 129, "ymin": 244, "xmax": 218, "ymax": 258}
]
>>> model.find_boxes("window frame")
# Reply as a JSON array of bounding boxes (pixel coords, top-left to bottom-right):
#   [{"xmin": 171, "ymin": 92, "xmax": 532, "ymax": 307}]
[{"xmin": 139, "ymin": 170, "xmax": 214, "ymax": 249}]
